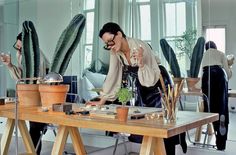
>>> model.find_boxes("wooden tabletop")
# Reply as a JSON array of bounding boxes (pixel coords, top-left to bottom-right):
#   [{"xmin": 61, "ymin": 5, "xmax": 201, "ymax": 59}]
[
  {"xmin": 229, "ymin": 90, "xmax": 236, "ymax": 98},
  {"xmin": 0, "ymin": 104, "xmax": 218, "ymax": 138},
  {"xmin": 182, "ymin": 89, "xmax": 236, "ymax": 98}
]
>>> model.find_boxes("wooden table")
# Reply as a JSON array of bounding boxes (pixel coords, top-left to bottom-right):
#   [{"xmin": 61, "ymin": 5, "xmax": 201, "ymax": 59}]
[
  {"xmin": 0, "ymin": 104, "xmax": 218, "ymax": 155},
  {"xmin": 229, "ymin": 89, "xmax": 236, "ymax": 98}
]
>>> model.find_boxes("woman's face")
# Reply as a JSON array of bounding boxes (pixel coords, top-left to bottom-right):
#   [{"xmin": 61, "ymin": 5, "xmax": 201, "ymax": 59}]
[{"xmin": 101, "ymin": 32, "xmax": 122, "ymax": 53}]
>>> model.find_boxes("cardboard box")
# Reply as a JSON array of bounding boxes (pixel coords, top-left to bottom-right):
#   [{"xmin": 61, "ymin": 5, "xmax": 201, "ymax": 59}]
[
  {"xmin": 52, "ymin": 103, "xmax": 72, "ymax": 112},
  {"xmin": 0, "ymin": 98, "xmax": 5, "ymax": 105}
]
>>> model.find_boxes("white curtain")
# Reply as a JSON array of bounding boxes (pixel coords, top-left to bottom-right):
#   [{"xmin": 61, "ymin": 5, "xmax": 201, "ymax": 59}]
[{"xmin": 94, "ymin": 0, "xmax": 137, "ymax": 64}]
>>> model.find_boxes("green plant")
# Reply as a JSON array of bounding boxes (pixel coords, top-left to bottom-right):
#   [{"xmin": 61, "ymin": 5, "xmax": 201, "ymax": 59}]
[
  {"xmin": 175, "ymin": 29, "xmax": 197, "ymax": 60},
  {"xmin": 50, "ymin": 14, "xmax": 86, "ymax": 75},
  {"xmin": 116, "ymin": 88, "xmax": 132, "ymax": 106},
  {"xmin": 160, "ymin": 39, "xmax": 181, "ymax": 77},
  {"xmin": 160, "ymin": 29, "xmax": 205, "ymax": 78},
  {"xmin": 21, "ymin": 21, "xmax": 40, "ymax": 83}
]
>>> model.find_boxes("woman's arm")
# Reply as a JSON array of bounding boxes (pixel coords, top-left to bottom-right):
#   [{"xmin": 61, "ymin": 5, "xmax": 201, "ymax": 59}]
[
  {"xmin": 136, "ymin": 41, "xmax": 160, "ymax": 87},
  {"xmin": 222, "ymin": 53, "xmax": 232, "ymax": 79},
  {"xmin": 87, "ymin": 53, "xmax": 123, "ymax": 106}
]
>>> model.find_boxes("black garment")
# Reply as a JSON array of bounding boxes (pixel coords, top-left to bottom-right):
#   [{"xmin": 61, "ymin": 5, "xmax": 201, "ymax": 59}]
[
  {"xmin": 120, "ymin": 56, "xmax": 187, "ymax": 155},
  {"xmin": 202, "ymin": 65, "xmax": 229, "ymax": 150},
  {"xmin": 29, "ymin": 121, "xmax": 47, "ymax": 155}
]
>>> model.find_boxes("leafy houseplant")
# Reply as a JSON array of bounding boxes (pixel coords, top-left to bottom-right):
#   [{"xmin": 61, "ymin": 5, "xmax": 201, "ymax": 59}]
[
  {"xmin": 175, "ymin": 29, "xmax": 197, "ymax": 61},
  {"xmin": 116, "ymin": 88, "xmax": 132, "ymax": 106},
  {"xmin": 116, "ymin": 88, "xmax": 132, "ymax": 121},
  {"xmin": 39, "ymin": 14, "xmax": 86, "ymax": 107},
  {"xmin": 17, "ymin": 21, "xmax": 41, "ymax": 106}
]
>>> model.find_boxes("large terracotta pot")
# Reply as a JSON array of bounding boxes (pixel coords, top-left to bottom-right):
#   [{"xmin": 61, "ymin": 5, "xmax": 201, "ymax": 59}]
[
  {"xmin": 116, "ymin": 106, "xmax": 129, "ymax": 122},
  {"xmin": 17, "ymin": 84, "xmax": 41, "ymax": 106},
  {"xmin": 186, "ymin": 77, "xmax": 201, "ymax": 92},
  {"xmin": 39, "ymin": 84, "xmax": 69, "ymax": 108}
]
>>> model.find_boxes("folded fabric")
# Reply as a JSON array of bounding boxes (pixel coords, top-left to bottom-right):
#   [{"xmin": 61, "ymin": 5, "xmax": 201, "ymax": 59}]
[
  {"xmin": 78, "ymin": 76, "xmax": 98, "ymax": 101},
  {"xmin": 83, "ymin": 70, "xmax": 106, "ymax": 88}
]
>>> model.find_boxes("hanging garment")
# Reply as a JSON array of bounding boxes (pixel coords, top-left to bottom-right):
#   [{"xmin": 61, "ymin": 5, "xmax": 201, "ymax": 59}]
[{"xmin": 202, "ymin": 65, "xmax": 229, "ymax": 150}]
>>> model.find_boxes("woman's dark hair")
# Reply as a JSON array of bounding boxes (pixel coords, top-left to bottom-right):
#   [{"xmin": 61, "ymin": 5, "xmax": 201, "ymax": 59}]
[
  {"xmin": 205, "ymin": 41, "xmax": 217, "ymax": 50},
  {"xmin": 16, "ymin": 32, "xmax": 22, "ymax": 41},
  {"xmin": 99, "ymin": 22, "xmax": 126, "ymax": 38}
]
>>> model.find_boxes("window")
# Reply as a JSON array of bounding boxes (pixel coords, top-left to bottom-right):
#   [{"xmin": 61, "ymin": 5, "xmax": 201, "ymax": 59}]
[
  {"xmin": 206, "ymin": 27, "xmax": 226, "ymax": 52},
  {"xmin": 139, "ymin": 4, "xmax": 151, "ymax": 41},
  {"xmin": 164, "ymin": 2, "xmax": 186, "ymax": 37},
  {"xmin": 136, "ymin": 0, "xmax": 151, "ymax": 43},
  {"xmin": 83, "ymin": 0, "xmax": 95, "ymax": 69}
]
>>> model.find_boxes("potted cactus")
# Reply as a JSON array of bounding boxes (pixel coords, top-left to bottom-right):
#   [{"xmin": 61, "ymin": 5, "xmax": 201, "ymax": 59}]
[
  {"xmin": 116, "ymin": 88, "xmax": 132, "ymax": 122},
  {"xmin": 39, "ymin": 14, "xmax": 86, "ymax": 108},
  {"xmin": 160, "ymin": 38, "xmax": 184, "ymax": 86},
  {"xmin": 17, "ymin": 21, "xmax": 41, "ymax": 106},
  {"xmin": 160, "ymin": 36, "xmax": 205, "ymax": 91},
  {"xmin": 185, "ymin": 37, "xmax": 205, "ymax": 91}
]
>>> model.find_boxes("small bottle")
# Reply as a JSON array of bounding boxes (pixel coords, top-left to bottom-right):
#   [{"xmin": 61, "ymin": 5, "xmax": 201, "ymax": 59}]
[{"xmin": 131, "ymin": 48, "xmax": 138, "ymax": 66}]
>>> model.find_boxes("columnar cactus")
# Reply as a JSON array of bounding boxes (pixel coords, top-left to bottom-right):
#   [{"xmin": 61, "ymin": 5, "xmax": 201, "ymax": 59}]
[
  {"xmin": 22, "ymin": 21, "xmax": 40, "ymax": 80},
  {"xmin": 50, "ymin": 14, "xmax": 86, "ymax": 75},
  {"xmin": 189, "ymin": 37, "xmax": 205, "ymax": 77},
  {"xmin": 160, "ymin": 39, "xmax": 181, "ymax": 77}
]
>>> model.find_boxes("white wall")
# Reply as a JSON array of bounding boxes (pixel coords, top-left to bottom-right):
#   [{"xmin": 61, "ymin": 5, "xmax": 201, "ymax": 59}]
[{"xmin": 201, "ymin": 0, "xmax": 236, "ymax": 89}]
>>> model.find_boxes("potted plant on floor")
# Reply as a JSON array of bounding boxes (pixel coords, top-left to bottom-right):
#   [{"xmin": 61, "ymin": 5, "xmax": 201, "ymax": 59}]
[
  {"xmin": 17, "ymin": 21, "xmax": 41, "ymax": 106},
  {"xmin": 116, "ymin": 88, "xmax": 132, "ymax": 122},
  {"xmin": 39, "ymin": 14, "xmax": 86, "ymax": 108}
]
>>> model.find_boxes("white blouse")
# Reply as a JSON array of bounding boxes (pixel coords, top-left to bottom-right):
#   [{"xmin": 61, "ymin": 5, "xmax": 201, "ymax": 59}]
[
  {"xmin": 7, "ymin": 50, "xmax": 49, "ymax": 80},
  {"xmin": 100, "ymin": 37, "xmax": 161, "ymax": 101},
  {"xmin": 201, "ymin": 48, "xmax": 232, "ymax": 79}
]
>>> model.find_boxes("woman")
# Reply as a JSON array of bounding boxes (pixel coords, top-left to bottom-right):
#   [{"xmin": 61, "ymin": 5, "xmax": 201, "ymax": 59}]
[
  {"xmin": 88, "ymin": 22, "xmax": 162, "ymax": 107},
  {"xmin": 88, "ymin": 22, "xmax": 187, "ymax": 155},
  {"xmin": 201, "ymin": 41, "xmax": 232, "ymax": 150}
]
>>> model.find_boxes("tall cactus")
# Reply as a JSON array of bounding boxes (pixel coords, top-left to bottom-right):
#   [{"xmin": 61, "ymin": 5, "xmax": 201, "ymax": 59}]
[
  {"xmin": 160, "ymin": 39, "xmax": 181, "ymax": 77},
  {"xmin": 21, "ymin": 21, "xmax": 40, "ymax": 81},
  {"xmin": 50, "ymin": 14, "xmax": 86, "ymax": 75},
  {"xmin": 189, "ymin": 37, "xmax": 205, "ymax": 77}
]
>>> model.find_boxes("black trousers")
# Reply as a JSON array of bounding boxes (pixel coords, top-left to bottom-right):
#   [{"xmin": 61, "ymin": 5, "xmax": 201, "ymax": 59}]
[
  {"xmin": 29, "ymin": 121, "xmax": 47, "ymax": 155},
  {"xmin": 202, "ymin": 65, "xmax": 229, "ymax": 150}
]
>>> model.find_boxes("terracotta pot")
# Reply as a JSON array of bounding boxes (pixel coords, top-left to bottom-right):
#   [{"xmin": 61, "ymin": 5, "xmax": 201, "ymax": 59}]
[
  {"xmin": 116, "ymin": 106, "xmax": 129, "ymax": 122},
  {"xmin": 186, "ymin": 77, "xmax": 201, "ymax": 92},
  {"xmin": 17, "ymin": 84, "xmax": 41, "ymax": 106},
  {"xmin": 173, "ymin": 77, "xmax": 185, "ymax": 86},
  {"xmin": 39, "ymin": 84, "xmax": 69, "ymax": 108}
]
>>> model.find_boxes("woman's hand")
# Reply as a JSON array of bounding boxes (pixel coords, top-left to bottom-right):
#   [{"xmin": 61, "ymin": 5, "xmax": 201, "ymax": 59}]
[
  {"xmin": 86, "ymin": 97, "xmax": 106, "ymax": 106},
  {"xmin": 132, "ymin": 45, "xmax": 144, "ymax": 68},
  {"xmin": 0, "ymin": 53, "xmax": 12, "ymax": 67}
]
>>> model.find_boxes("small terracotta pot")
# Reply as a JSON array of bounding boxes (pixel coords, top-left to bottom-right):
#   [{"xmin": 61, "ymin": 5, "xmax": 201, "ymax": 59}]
[
  {"xmin": 186, "ymin": 77, "xmax": 201, "ymax": 92},
  {"xmin": 173, "ymin": 77, "xmax": 185, "ymax": 86},
  {"xmin": 116, "ymin": 106, "xmax": 129, "ymax": 122},
  {"xmin": 39, "ymin": 84, "xmax": 69, "ymax": 108},
  {"xmin": 17, "ymin": 84, "xmax": 41, "ymax": 106}
]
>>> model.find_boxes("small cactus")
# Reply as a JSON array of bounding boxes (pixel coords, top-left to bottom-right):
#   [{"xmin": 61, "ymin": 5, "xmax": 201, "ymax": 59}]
[{"xmin": 50, "ymin": 14, "xmax": 86, "ymax": 75}]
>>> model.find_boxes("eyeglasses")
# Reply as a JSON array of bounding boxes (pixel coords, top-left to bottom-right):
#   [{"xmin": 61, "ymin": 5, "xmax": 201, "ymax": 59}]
[
  {"xmin": 13, "ymin": 42, "xmax": 21, "ymax": 51},
  {"xmin": 103, "ymin": 35, "xmax": 116, "ymax": 50}
]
